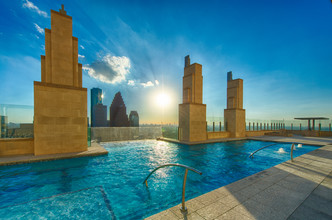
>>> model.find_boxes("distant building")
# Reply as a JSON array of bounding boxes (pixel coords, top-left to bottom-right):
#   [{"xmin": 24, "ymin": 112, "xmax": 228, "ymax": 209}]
[
  {"xmin": 93, "ymin": 103, "xmax": 107, "ymax": 127},
  {"xmin": 91, "ymin": 88, "xmax": 103, "ymax": 127},
  {"xmin": 110, "ymin": 92, "xmax": 129, "ymax": 127},
  {"xmin": 0, "ymin": 116, "xmax": 7, "ymax": 138},
  {"xmin": 129, "ymin": 111, "xmax": 139, "ymax": 127}
]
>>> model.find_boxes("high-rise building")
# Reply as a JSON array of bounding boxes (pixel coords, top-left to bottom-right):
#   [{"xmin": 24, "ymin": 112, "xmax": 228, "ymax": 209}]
[
  {"xmin": 110, "ymin": 92, "xmax": 129, "ymax": 127},
  {"xmin": 129, "ymin": 111, "xmax": 139, "ymax": 127},
  {"xmin": 91, "ymin": 88, "xmax": 103, "ymax": 127},
  {"xmin": 0, "ymin": 116, "xmax": 8, "ymax": 138},
  {"xmin": 93, "ymin": 103, "xmax": 107, "ymax": 127}
]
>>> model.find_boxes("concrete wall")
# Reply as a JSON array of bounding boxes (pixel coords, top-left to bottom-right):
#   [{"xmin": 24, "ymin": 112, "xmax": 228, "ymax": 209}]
[
  {"xmin": 207, "ymin": 131, "xmax": 230, "ymax": 139},
  {"xmin": 0, "ymin": 138, "xmax": 34, "ymax": 156},
  {"xmin": 91, "ymin": 127, "xmax": 162, "ymax": 142}
]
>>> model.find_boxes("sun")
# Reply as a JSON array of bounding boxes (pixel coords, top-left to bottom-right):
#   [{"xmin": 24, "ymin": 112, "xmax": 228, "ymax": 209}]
[{"xmin": 155, "ymin": 92, "xmax": 171, "ymax": 108}]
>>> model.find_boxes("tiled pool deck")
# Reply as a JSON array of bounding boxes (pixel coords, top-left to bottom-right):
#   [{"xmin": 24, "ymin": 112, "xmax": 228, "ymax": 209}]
[
  {"xmin": 146, "ymin": 136, "xmax": 332, "ymax": 220},
  {"xmin": 0, "ymin": 143, "xmax": 108, "ymax": 166}
]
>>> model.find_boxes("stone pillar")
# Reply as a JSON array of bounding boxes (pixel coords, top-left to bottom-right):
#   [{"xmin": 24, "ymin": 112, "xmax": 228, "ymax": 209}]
[
  {"xmin": 34, "ymin": 5, "xmax": 87, "ymax": 155},
  {"xmin": 179, "ymin": 55, "xmax": 207, "ymax": 142},
  {"xmin": 312, "ymin": 120, "xmax": 315, "ymax": 131},
  {"xmin": 224, "ymin": 72, "xmax": 246, "ymax": 138}
]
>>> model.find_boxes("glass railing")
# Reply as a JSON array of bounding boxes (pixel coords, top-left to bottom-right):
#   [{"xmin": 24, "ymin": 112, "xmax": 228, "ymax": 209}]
[{"xmin": 0, "ymin": 104, "xmax": 34, "ymax": 138}]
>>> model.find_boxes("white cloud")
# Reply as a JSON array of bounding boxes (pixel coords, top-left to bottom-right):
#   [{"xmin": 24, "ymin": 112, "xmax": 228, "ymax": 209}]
[
  {"xmin": 23, "ymin": 0, "xmax": 48, "ymax": 17},
  {"xmin": 78, "ymin": 54, "xmax": 85, "ymax": 59},
  {"xmin": 128, "ymin": 80, "xmax": 135, "ymax": 86},
  {"xmin": 80, "ymin": 45, "xmax": 85, "ymax": 49},
  {"xmin": 141, "ymin": 81, "xmax": 154, "ymax": 88},
  {"xmin": 83, "ymin": 54, "xmax": 131, "ymax": 84},
  {"xmin": 34, "ymin": 23, "xmax": 44, "ymax": 34},
  {"xmin": 155, "ymin": 80, "xmax": 159, "ymax": 85}
]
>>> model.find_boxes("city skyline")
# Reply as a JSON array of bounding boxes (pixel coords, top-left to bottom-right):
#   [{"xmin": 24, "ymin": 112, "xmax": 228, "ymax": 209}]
[{"xmin": 1, "ymin": 0, "xmax": 332, "ymax": 124}]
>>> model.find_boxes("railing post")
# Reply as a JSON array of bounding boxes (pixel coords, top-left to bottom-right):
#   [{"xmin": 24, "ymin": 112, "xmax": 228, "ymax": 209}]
[
  {"xmin": 260, "ymin": 123, "xmax": 262, "ymax": 130},
  {"xmin": 213, "ymin": 122, "xmax": 215, "ymax": 132},
  {"xmin": 257, "ymin": 123, "xmax": 258, "ymax": 131},
  {"xmin": 249, "ymin": 122, "xmax": 251, "ymax": 131},
  {"xmin": 330, "ymin": 123, "xmax": 331, "ymax": 132},
  {"xmin": 319, "ymin": 123, "xmax": 321, "ymax": 131},
  {"xmin": 300, "ymin": 123, "xmax": 302, "ymax": 131},
  {"xmin": 181, "ymin": 169, "xmax": 189, "ymax": 213},
  {"xmin": 291, "ymin": 123, "xmax": 293, "ymax": 130},
  {"xmin": 219, "ymin": 122, "xmax": 221, "ymax": 131},
  {"xmin": 291, "ymin": 143, "xmax": 295, "ymax": 162},
  {"xmin": 253, "ymin": 122, "xmax": 255, "ymax": 131}
]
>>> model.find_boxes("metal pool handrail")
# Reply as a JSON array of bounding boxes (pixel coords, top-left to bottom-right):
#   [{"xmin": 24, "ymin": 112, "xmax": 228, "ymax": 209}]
[
  {"xmin": 250, "ymin": 142, "xmax": 304, "ymax": 162},
  {"xmin": 249, "ymin": 143, "xmax": 278, "ymax": 158},
  {"xmin": 143, "ymin": 163, "xmax": 202, "ymax": 213}
]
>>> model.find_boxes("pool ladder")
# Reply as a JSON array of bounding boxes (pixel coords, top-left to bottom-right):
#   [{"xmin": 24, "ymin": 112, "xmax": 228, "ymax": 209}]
[
  {"xmin": 143, "ymin": 163, "xmax": 202, "ymax": 213},
  {"xmin": 249, "ymin": 142, "xmax": 301, "ymax": 162}
]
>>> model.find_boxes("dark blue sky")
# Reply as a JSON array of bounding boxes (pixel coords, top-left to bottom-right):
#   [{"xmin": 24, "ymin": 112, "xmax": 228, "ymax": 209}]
[{"xmin": 0, "ymin": 0, "xmax": 331, "ymax": 123}]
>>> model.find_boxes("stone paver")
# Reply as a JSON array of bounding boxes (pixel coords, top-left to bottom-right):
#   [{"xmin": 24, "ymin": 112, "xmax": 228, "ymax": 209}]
[
  {"xmin": 145, "ymin": 136, "xmax": 332, "ymax": 220},
  {"xmin": 0, "ymin": 143, "xmax": 108, "ymax": 166}
]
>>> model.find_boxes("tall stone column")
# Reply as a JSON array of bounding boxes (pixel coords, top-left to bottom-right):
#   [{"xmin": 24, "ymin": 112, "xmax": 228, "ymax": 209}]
[
  {"xmin": 34, "ymin": 5, "xmax": 87, "ymax": 155},
  {"xmin": 178, "ymin": 56, "xmax": 207, "ymax": 142},
  {"xmin": 224, "ymin": 71, "xmax": 246, "ymax": 138}
]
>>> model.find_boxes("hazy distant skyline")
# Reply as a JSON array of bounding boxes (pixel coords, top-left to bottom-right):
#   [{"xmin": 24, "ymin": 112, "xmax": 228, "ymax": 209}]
[{"xmin": 1, "ymin": 0, "xmax": 331, "ymax": 124}]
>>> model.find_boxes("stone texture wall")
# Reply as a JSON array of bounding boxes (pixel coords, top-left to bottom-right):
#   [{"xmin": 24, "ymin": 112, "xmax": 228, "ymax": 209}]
[
  {"xmin": 246, "ymin": 130, "xmax": 276, "ymax": 137},
  {"xmin": 224, "ymin": 78, "xmax": 246, "ymax": 138},
  {"xmin": 34, "ymin": 82, "xmax": 87, "ymax": 155},
  {"xmin": 33, "ymin": 6, "xmax": 87, "ymax": 156},
  {"xmin": 91, "ymin": 127, "xmax": 162, "ymax": 142},
  {"xmin": 0, "ymin": 138, "xmax": 34, "ymax": 156},
  {"xmin": 207, "ymin": 131, "xmax": 231, "ymax": 139}
]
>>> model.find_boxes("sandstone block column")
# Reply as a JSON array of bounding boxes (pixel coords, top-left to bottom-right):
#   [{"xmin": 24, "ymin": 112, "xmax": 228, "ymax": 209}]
[
  {"xmin": 224, "ymin": 71, "xmax": 246, "ymax": 138},
  {"xmin": 34, "ymin": 5, "xmax": 87, "ymax": 155},
  {"xmin": 179, "ymin": 55, "xmax": 207, "ymax": 142}
]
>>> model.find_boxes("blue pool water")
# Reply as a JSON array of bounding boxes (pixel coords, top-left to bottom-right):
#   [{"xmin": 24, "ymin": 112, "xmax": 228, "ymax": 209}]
[{"xmin": 0, "ymin": 140, "xmax": 319, "ymax": 219}]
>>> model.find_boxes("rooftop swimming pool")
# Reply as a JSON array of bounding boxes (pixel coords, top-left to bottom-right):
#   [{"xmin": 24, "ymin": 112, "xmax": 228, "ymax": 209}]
[{"xmin": 0, "ymin": 140, "xmax": 319, "ymax": 219}]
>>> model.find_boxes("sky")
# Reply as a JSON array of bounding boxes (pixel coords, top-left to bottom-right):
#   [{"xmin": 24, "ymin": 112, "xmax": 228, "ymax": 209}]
[{"xmin": 0, "ymin": 0, "xmax": 332, "ymax": 124}]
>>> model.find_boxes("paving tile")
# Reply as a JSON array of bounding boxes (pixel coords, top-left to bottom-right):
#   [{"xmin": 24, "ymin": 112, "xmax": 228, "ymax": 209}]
[
  {"xmin": 145, "ymin": 209, "xmax": 179, "ymax": 220},
  {"xmin": 288, "ymin": 203, "xmax": 332, "ymax": 220},
  {"xmin": 251, "ymin": 184, "xmax": 306, "ymax": 217},
  {"xmin": 300, "ymin": 193, "xmax": 332, "ymax": 216},
  {"xmin": 276, "ymin": 175, "xmax": 318, "ymax": 195},
  {"xmin": 196, "ymin": 199, "xmax": 232, "ymax": 220},
  {"xmin": 179, "ymin": 212, "xmax": 205, "ymax": 220},
  {"xmin": 195, "ymin": 190, "xmax": 224, "ymax": 206},
  {"xmin": 170, "ymin": 199, "xmax": 205, "ymax": 218},
  {"xmin": 231, "ymin": 200, "xmax": 283, "ymax": 220},
  {"xmin": 215, "ymin": 208, "xmax": 254, "ymax": 220},
  {"xmin": 218, "ymin": 192, "xmax": 249, "ymax": 208}
]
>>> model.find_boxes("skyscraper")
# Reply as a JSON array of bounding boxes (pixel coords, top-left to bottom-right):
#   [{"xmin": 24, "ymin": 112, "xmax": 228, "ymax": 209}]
[
  {"xmin": 93, "ymin": 103, "xmax": 107, "ymax": 127},
  {"xmin": 91, "ymin": 88, "xmax": 103, "ymax": 127},
  {"xmin": 129, "ymin": 111, "xmax": 139, "ymax": 127},
  {"xmin": 110, "ymin": 92, "xmax": 129, "ymax": 127},
  {"xmin": 0, "ymin": 116, "xmax": 7, "ymax": 138}
]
